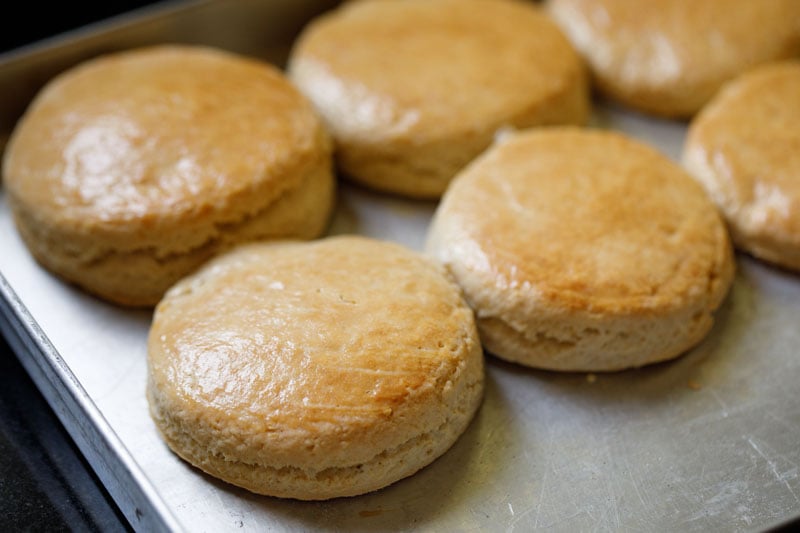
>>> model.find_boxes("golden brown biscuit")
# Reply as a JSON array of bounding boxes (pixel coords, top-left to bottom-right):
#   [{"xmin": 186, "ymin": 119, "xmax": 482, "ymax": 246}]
[
  {"xmin": 547, "ymin": 0, "xmax": 800, "ymax": 117},
  {"xmin": 2, "ymin": 45, "xmax": 334, "ymax": 306},
  {"xmin": 289, "ymin": 0, "xmax": 589, "ymax": 198},
  {"xmin": 147, "ymin": 236, "xmax": 484, "ymax": 500},
  {"xmin": 684, "ymin": 61, "xmax": 800, "ymax": 271},
  {"xmin": 426, "ymin": 128, "xmax": 734, "ymax": 371}
]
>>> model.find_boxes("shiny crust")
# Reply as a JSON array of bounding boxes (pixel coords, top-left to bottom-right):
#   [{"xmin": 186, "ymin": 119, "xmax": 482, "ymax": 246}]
[
  {"xmin": 547, "ymin": 0, "xmax": 800, "ymax": 117},
  {"xmin": 289, "ymin": 0, "xmax": 589, "ymax": 198},
  {"xmin": 427, "ymin": 128, "xmax": 734, "ymax": 371},
  {"xmin": 3, "ymin": 45, "xmax": 334, "ymax": 306},
  {"xmin": 683, "ymin": 61, "xmax": 800, "ymax": 271},
  {"xmin": 147, "ymin": 236, "xmax": 484, "ymax": 499}
]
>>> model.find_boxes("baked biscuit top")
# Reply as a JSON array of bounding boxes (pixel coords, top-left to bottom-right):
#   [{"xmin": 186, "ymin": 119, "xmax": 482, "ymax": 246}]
[
  {"xmin": 685, "ymin": 61, "xmax": 800, "ymax": 248},
  {"xmin": 290, "ymin": 0, "xmax": 586, "ymax": 143},
  {"xmin": 148, "ymin": 236, "xmax": 482, "ymax": 469},
  {"xmin": 429, "ymin": 128, "xmax": 733, "ymax": 315},
  {"xmin": 3, "ymin": 45, "xmax": 329, "ymax": 251}
]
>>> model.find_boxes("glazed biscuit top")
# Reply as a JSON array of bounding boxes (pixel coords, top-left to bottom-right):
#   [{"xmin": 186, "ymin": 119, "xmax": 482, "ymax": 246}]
[
  {"xmin": 548, "ymin": 0, "xmax": 800, "ymax": 91},
  {"xmin": 685, "ymin": 62, "xmax": 800, "ymax": 243},
  {"xmin": 3, "ymin": 45, "xmax": 328, "ymax": 252},
  {"xmin": 430, "ymin": 129, "xmax": 732, "ymax": 315},
  {"xmin": 290, "ymin": 0, "xmax": 584, "ymax": 142},
  {"xmin": 148, "ymin": 237, "xmax": 480, "ymax": 467}
]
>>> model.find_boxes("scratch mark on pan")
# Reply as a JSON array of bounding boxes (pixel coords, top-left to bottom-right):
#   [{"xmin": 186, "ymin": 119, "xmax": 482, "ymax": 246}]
[
  {"xmin": 603, "ymin": 438, "xmax": 622, "ymax": 529},
  {"xmin": 507, "ymin": 450, "xmax": 542, "ymax": 530},
  {"xmin": 544, "ymin": 509, "xmax": 585, "ymax": 529},
  {"xmin": 747, "ymin": 437, "xmax": 800, "ymax": 504},
  {"xmin": 507, "ymin": 500, "xmax": 536, "ymax": 531},
  {"xmin": 508, "ymin": 502, "xmax": 514, "ymax": 516},
  {"xmin": 533, "ymin": 459, "xmax": 549, "ymax": 528},
  {"xmin": 707, "ymin": 389, "xmax": 730, "ymax": 417},
  {"xmin": 624, "ymin": 454, "xmax": 647, "ymax": 508},
  {"xmin": 631, "ymin": 477, "xmax": 647, "ymax": 508},
  {"xmin": 608, "ymin": 476, "xmax": 621, "ymax": 530}
]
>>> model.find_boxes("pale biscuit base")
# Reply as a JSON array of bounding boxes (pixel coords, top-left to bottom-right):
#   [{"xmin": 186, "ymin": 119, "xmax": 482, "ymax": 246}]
[
  {"xmin": 3, "ymin": 45, "xmax": 334, "ymax": 306},
  {"xmin": 684, "ymin": 61, "xmax": 800, "ymax": 271},
  {"xmin": 147, "ymin": 236, "xmax": 484, "ymax": 500},
  {"xmin": 8, "ymin": 161, "xmax": 332, "ymax": 306},
  {"xmin": 289, "ymin": 0, "xmax": 589, "ymax": 198},
  {"xmin": 548, "ymin": 0, "xmax": 800, "ymax": 117},
  {"xmin": 427, "ymin": 128, "xmax": 734, "ymax": 371}
]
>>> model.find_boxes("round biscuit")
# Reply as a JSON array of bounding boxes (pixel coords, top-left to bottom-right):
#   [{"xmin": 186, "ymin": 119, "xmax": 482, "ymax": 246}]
[
  {"xmin": 3, "ymin": 45, "xmax": 334, "ymax": 306},
  {"xmin": 147, "ymin": 236, "xmax": 484, "ymax": 500},
  {"xmin": 289, "ymin": 0, "xmax": 589, "ymax": 198},
  {"xmin": 427, "ymin": 128, "xmax": 734, "ymax": 371},
  {"xmin": 548, "ymin": 0, "xmax": 800, "ymax": 117},
  {"xmin": 683, "ymin": 61, "xmax": 800, "ymax": 271}
]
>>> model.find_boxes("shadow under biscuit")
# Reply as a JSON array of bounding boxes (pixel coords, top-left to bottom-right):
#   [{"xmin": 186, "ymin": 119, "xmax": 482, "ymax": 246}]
[
  {"xmin": 327, "ymin": 183, "xmax": 438, "ymax": 251},
  {"xmin": 228, "ymin": 371, "xmax": 522, "ymax": 531},
  {"xmin": 482, "ymin": 269, "xmax": 742, "ymax": 410}
]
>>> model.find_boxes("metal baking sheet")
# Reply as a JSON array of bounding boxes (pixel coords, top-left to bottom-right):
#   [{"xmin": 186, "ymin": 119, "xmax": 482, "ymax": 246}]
[{"xmin": 1, "ymin": 1, "xmax": 799, "ymax": 531}]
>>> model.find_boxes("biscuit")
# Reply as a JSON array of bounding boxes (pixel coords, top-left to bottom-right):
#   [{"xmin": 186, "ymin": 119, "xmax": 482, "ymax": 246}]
[
  {"xmin": 289, "ymin": 0, "xmax": 589, "ymax": 198},
  {"xmin": 426, "ymin": 128, "xmax": 734, "ymax": 371},
  {"xmin": 547, "ymin": 0, "xmax": 800, "ymax": 117},
  {"xmin": 2, "ymin": 45, "xmax": 334, "ymax": 306},
  {"xmin": 683, "ymin": 61, "xmax": 800, "ymax": 271},
  {"xmin": 147, "ymin": 236, "xmax": 484, "ymax": 500}
]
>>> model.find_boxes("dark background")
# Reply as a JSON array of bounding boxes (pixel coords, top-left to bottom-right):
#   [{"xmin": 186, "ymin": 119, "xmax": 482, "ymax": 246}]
[
  {"xmin": 1, "ymin": 4, "xmax": 160, "ymax": 531},
  {"xmin": 0, "ymin": 2, "xmax": 162, "ymax": 53},
  {"xmin": 0, "ymin": 336, "xmax": 129, "ymax": 532}
]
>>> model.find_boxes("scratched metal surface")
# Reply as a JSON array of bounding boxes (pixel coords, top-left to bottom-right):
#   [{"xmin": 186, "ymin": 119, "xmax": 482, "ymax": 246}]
[{"xmin": 2, "ymin": 1, "xmax": 800, "ymax": 531}]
